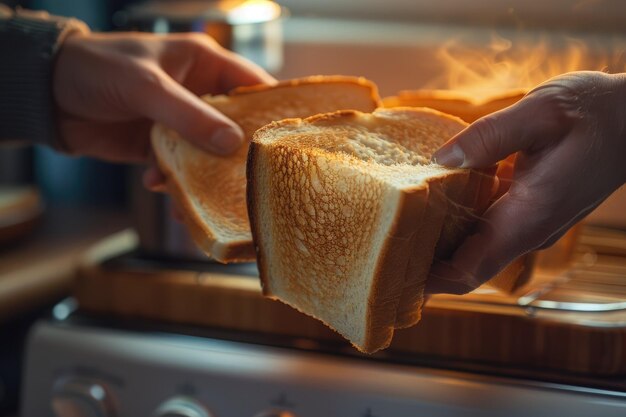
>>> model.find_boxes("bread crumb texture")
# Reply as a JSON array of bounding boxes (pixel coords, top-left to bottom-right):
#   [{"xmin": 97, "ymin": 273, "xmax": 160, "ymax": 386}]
[
  {"xmin": 188, "ymin": 79, "xmax": 379, "ymax": 242},
  {"xmin": 252, "ymin": 108, "xmax": 469, "ymax": 351},
  {"xmin": 265, "ymin": 146, "xmax": 388, "ymax": 341}
]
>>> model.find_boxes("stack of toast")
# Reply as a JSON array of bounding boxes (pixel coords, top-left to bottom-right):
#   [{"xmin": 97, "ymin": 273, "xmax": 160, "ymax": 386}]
[{"xmin": 153, "ymin": 76, "xmax": 527, "ymax": 353}]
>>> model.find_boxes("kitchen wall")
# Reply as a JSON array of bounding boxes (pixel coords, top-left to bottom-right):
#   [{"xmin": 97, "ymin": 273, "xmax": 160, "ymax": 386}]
[
  {"xmin": 277, "ymin": 16, "xmax": 626, "ymax": 227},
  {"xmin": 279, "ymin": 0, "xmax": 626, "ymax": 32}
]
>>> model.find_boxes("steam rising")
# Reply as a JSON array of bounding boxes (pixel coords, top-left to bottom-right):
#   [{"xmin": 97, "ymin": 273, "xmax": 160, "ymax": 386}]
[{"xmin": 427, "ymin": 33, "xmax": 626, "ymax": 102}]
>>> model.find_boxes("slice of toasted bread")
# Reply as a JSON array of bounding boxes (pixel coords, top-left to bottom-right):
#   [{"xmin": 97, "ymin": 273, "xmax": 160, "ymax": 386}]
[
  {"xmin": 393, "ymin": 164, "xmax": 499, "ymax": 328},
  {"xmin": 385, "ymin": 88, "xmax": 534, "ymax": 298},
  {"xmin": 382, "ymin": 88, "xmax": 526, "ymax": 122},
  {"xmin": 248, "ymin": 108, "xmax": 482, "ymax": 353},
  {"xmin": 382, "ymin": 89, "xmax": 518, "ymax": 261},
  {"xmin": 152, "ymin": 76, "xmax": 381, "ymax": 263}
]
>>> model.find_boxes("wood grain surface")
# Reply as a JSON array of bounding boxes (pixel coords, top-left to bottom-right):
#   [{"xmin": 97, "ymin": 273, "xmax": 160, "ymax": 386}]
[
  {"xmin": 75, "ymin": 227, "xmax": 626, "ymax": 376},
  {"xmin": 0, "ymin": 205, "xmax": 130, "ymax": 323}
]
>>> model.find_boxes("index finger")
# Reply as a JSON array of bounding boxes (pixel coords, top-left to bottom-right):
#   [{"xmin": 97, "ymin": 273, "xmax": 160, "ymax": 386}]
[
  {"xmin": 185, "ymin": 35, "xmax": 276, "ymax": 95},
  {"xmin": 215, "ymin": 48, "xmax": 277, "ymax": 90},
  {"xmin": 432, "ymin": 81, "xmax": 579, "ymax": 169}
]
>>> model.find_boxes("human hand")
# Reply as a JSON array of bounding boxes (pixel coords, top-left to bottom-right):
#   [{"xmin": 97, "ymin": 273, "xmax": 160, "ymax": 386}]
[
  {"xmin": 426, "ymin": 71, "xmax": 626, "ymax": 294},
  {"xmin": 53, "ymin": 32, "xmax": 276, "ymax": 189}
]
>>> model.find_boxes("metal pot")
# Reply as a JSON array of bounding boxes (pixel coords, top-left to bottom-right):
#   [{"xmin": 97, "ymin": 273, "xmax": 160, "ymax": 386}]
[
  {"xmin": 118, "ymin": 0, "xmax": 284, "ymax": 260},
  {"xmin": 115, "ymin": 0, "xmax": 283, "ymax": 72}
]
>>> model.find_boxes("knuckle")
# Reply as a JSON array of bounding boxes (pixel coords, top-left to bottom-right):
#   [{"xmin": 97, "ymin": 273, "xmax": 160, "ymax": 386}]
[
  {"xmin": 183, "ymin": 32, "xmax": 207, "ymax": 45},
  {"xmin": 526, "ymin": 73, "xmax": 600, "ymax": 123},
  {"xmin": 133, "ymin": 64, "xmax": 165, "ymax": 92},
  {"xmin": 178, "ymin": 32, "xmax": 220, "ymax": 50}
]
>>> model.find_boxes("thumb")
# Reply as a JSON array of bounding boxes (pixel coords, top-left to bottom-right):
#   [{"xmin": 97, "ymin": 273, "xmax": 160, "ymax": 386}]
[
  {"xmin": 432, "ymin": 85, "xmax": 576, "ymax": 168},
  {"xmin": 131, "ymin": 65, "xmax": 244, "ymax": 155}
]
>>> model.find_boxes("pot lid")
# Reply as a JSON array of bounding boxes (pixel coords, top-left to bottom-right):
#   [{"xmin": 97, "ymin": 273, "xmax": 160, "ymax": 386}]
[{"xmin": 122, "ymin": 0, "xmax": 282, "ymax": 25}]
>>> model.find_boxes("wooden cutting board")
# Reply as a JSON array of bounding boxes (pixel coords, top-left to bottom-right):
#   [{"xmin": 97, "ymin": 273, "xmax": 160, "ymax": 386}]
[
  {"xmin": 74, "ymin": 227, "xmax": 626, "ymax": 377},
  {"xmin": 0, "ymin": 205, "xmax": 131, "ymax": 323}
]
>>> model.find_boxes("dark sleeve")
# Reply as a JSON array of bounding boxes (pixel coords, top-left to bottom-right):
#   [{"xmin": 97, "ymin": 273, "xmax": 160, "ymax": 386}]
[{"xmin": 0, "ymin": 6, "xmax": 89, "ymax": 149}]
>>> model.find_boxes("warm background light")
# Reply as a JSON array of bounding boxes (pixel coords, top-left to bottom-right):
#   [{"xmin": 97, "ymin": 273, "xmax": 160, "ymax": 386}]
[{"xmin": 425, "ymin": 34, "xmax": 626, "ymax": 102}]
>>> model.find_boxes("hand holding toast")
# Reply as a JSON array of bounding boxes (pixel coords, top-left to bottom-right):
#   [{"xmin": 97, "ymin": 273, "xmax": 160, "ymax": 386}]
[
  {"xmin": 53, "ymin": 32, "xmax": 275, "ymax": 187},
  {"xmin": 428, "ymin": 71, "xmax": 626, "ymax": 294}
]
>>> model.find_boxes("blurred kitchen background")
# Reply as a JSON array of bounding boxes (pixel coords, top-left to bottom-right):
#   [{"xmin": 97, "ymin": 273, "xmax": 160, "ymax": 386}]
[{"xmin": 1, "ymin": 0, "xmax": 625, "ymax": 216}]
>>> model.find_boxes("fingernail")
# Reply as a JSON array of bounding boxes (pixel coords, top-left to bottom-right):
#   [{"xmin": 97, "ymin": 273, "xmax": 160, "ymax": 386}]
[
  {"xmin": 209, "ymin": 126, "xmax": 244, "ymax": 155},
  {"xmin": 432, "ymin": 144, "xmax": 466, "ymax": 167}
]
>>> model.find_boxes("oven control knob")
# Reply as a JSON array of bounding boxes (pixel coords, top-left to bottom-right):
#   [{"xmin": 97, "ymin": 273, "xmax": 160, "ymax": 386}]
[
  {"xmin": 153, "ymin": 396, "xmax": 213, "ymax": 417},
  {"xmin": 254, "ymin": 411, "xmax": 297, "ymax": 417},
  {"xmin": 51, "ymin": 377, "xmax": 116, "ymax": 417}
]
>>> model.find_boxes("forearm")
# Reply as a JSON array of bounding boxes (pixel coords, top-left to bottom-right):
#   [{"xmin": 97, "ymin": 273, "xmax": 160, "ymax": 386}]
[{"xmin": 0, "ymin": 6, "xmax": 89, "ymax": 148}]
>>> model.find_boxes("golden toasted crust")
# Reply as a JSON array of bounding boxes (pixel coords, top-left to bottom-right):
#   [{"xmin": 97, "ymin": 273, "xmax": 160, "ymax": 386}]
[
  {"xmin": 153, "ymin": 76, "xmax": 381, "ymax": 263},
  {"xmin": 246, "ymin": 140, "xmax": 269, "ymax": 291},
  {"xmin": 384, "ymin": 90, "xmax": 532, "ymax": 298},
  {"xmin": 363, "ymin": 187, "xmax": 429, "ymax": 350},
  {"xmin": 393, "ymin": 164, "xmax": 499, "ymax": 328},
  {"xmin": 165, "ymin": 170, "xmax": 256, "ymax": 261},
  {"xmin": 393, "ymin": 179, "xmax": 447, "ymax": 328},
  {"xmin": 229, "ymin": 75, "xmax": 381, "ymax": 104},
  {"xmin": 383, "ymin": 89, "xmax": 526, "ymax": 122},
  {"xmin": 249, "ymin": 107, "xmax": 476, "ymax": 353},
  {"xmin": 152, "ymin": 125, "xmax": 255, "ymax": 262},
  {"xmin": 249, "ymin": 131, "xmax": 430, "ymax": 353}
]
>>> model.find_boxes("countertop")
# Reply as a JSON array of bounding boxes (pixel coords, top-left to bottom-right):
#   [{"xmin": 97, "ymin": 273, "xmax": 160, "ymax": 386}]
[{"xmin": 0, "ymin": 204, "xmax": 130, "ymax": 323}]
